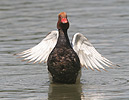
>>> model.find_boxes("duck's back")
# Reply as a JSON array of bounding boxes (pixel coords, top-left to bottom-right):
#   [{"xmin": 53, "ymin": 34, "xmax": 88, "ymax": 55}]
[{"xmin": 47, "ymin": 32, "xmax": 81, "ymax": 84}]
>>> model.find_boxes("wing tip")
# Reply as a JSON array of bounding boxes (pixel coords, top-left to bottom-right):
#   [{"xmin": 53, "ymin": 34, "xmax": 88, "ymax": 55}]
[
  {"xmin": 96, "ymin": 69, "xmax": 101, "ymax": 72},
  {"xmin": 103, "ymin": 68, "xmax": 108, "ymax": 72},
  {"xmin": 89, "ymin": 67, "xmax": 94, "ymax": 71}
]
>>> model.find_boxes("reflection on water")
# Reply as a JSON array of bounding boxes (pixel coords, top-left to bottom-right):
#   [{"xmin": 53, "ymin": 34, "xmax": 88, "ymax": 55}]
[
  {"xmin": 0, "ymin": 0, "xmax": 129, "ymax": 99},
  {"xmin": 48, "ymin": 83, "xmax": 106, "ymax": 100},
  {"xmin": 48, "ymin": 84, "xmax": 82, "ymax": 100}
]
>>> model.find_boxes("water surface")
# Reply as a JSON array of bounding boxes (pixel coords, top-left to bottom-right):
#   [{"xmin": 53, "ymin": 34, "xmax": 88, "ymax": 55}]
[{"xmin": 0, "ymin": 0, "xmax": 129, "ymax": 100}]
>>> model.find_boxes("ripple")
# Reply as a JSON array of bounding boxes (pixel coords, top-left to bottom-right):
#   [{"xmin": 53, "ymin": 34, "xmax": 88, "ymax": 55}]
[{"xmin": 0, "ymin": 0, "xmax": 129, "ymax": 99}]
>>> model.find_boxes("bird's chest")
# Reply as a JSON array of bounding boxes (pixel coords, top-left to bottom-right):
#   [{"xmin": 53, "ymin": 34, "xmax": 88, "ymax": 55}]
[
  {"xmin": 47, "ymin": 45, "xmax": 81, "ymax": 79},
  {"xmin": 48, "ymin": 46, "xmax": 77, "ymax": 67}
]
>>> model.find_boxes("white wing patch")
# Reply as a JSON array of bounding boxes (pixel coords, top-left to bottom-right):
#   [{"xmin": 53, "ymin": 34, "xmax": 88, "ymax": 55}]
[
  {"xmin": 72, "ymin": 33, "xmax": 119, "ymax": 71},
  {"xmin": 16, "ymin": 31, "xmax": 58, "ymax": 63}
]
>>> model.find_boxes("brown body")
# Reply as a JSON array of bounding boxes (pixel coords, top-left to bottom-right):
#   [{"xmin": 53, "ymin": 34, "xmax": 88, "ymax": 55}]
[{"xmin": 47, "ymin": 12, "xmax": 81, "ymax": 84}]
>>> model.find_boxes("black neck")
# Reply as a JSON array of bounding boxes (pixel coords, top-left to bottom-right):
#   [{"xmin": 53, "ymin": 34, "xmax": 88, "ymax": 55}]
[{"xmin": 56, "ymin": 29, "xmax": 71, "ymax": 48}]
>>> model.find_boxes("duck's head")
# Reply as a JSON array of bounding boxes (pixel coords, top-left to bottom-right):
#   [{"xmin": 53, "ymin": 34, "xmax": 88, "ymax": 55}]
[{"xmin": 57, "ymin": 12, "xmax": 69, "ymax": 30}]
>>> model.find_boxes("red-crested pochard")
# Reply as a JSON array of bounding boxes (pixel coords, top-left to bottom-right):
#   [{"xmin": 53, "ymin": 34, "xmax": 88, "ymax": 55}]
[{"xmin": 16, "ymin": 12, "xmax": 119, "ymax": 84}]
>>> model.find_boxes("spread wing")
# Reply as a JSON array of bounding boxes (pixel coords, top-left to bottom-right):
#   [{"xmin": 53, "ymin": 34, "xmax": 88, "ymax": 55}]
[
  {"xmin": 15, "ymin": 31, "xmax": 58, "ymax": 63},
  {"xmin": 72, "ymin": 33, "xmax": 118, "ymax": 71}
]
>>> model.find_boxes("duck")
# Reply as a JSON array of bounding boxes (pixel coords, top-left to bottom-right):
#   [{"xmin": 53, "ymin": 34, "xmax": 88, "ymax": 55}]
[{"xmin": 16, "ymin": 12, "xmax": 119, "ymax": 84}]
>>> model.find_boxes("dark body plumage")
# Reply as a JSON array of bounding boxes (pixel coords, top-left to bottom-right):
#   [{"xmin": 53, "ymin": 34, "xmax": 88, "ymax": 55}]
[{"xmin": 47, "ymin": 29, "xmax": 81, "ymax": 84}]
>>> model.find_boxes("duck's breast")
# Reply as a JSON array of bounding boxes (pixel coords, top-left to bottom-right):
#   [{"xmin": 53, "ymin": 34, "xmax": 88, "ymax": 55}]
[{"xmin": 47, "ymin": 46, "xmax": 81, "ymax": 83}]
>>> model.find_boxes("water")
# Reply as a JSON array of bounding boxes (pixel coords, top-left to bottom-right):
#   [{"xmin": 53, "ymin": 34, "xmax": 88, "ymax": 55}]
[{"xmin": 0, "ymin": 0, "xmax": 129, "ymax": 99}]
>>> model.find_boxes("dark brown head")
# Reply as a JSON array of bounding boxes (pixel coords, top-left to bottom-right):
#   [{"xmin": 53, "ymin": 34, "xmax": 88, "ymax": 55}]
[{"xmin": 57, "ymin": 12, "xmax": 69, "ymax": 30}]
